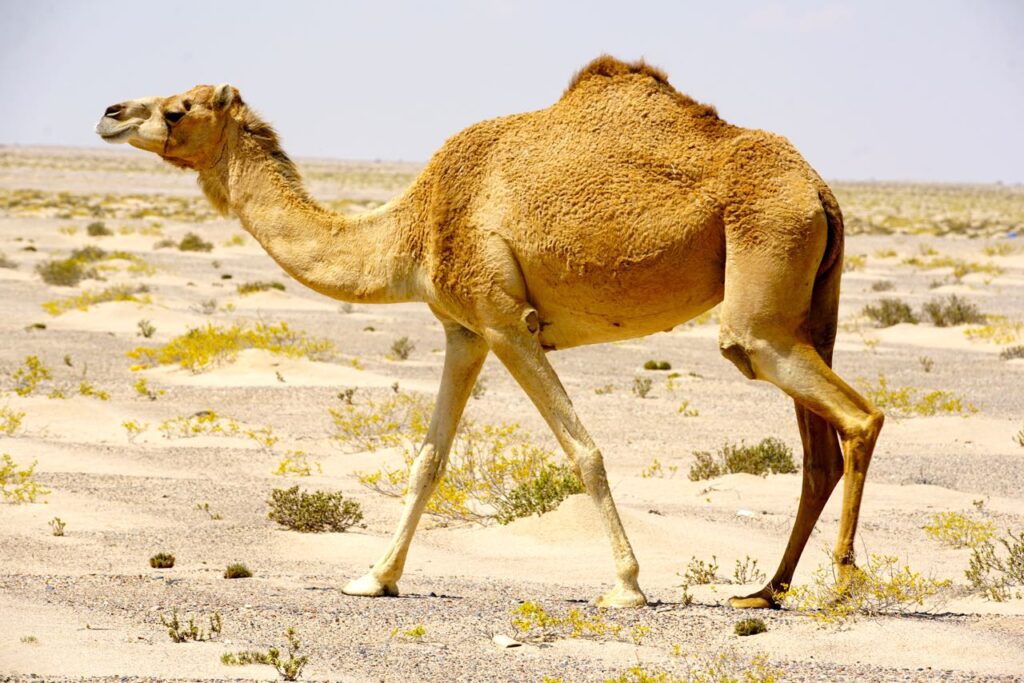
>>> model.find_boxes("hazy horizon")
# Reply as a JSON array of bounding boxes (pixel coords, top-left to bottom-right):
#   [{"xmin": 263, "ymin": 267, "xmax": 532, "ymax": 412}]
[{"xmin": 2, "ymin": 1, "xmax": 1022, "ymax": 184}]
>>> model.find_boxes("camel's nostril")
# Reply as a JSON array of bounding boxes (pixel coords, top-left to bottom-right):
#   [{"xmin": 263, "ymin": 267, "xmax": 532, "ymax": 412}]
[{"xmin": 104, "ymin": 104, "xmax": 124, "ymax": 118}]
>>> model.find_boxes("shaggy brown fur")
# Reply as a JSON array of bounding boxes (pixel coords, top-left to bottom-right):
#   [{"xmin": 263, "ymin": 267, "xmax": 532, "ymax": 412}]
[{"xmin": 97, "ymin": 55, "xmax": 883, "ymax": 611}]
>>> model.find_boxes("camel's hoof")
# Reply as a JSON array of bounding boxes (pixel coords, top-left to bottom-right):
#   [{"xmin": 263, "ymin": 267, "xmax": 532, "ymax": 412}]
[
  {"xmin": 342, "ymin": 573, "xmax": 399, "ymax": 598},
  {"xmin": 728, "ymin": 589, "xmax": 781, "ymax": 610},
  {"xmin": 594, "ymin": 583, "xmax": 648, "ymax": 609}
]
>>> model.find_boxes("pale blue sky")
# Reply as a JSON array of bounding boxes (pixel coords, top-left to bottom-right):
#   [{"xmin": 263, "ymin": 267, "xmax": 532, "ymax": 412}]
[{"xmin": 2, "ymin": 1, "xmax": 1021, "ymax": 182}]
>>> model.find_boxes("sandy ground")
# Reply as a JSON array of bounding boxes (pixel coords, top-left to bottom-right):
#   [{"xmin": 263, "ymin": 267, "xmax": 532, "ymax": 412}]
[{"xmin": 1, "ymin": 146, "xmax": 1023, "ymax": 682}]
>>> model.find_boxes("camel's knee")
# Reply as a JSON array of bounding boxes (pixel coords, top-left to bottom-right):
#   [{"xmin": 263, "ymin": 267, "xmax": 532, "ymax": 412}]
[
  {"xmin": 575, "ymin": 448, "xmax": 608, "ymax": 485},
  {"xmin": 839, "ymin": 409, "xmax": 884, "ymax": 455}
]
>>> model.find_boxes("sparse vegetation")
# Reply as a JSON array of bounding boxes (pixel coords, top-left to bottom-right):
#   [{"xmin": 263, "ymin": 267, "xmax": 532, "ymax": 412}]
[
  {"xmin": 1000, "ymin": 345, "xmax": 1024, "ymax": 361},
  {"xmin": 137, "ymin": 319, "xmax": 156, "ymax": 338},
  {"xmin": 734, "ymin": 618, "xmax": 767, "ymax": 636},
  {"xmin": 195, "ymin": 502, "xmax": 223, "ymax": 520},
  {"xmin": 178, "ymin": 232, "xmax": 214, "ymax": 252},
  {"xmin": 0, "ymin": 406, "xmax": 26, "ymax": 436},
  {"xmin": 86, "ymin": 221, "xmax": 112, "ymax": 236},
  {"xmin": 221, "ymin": 627, "xmax": 308, "ymax": 681},
  {"xmin": 122, "ymin": 420, "xmax": 149, "ymax": 442},
  {"xmin": 237, "ymin": 280, "xmax": 285, "ymax": 295},
  {"xmin": 160, "ymin": 608, "xmax": 222, "ymax": 642},
  {"xmin": 42, "ymin": 284, "xmax": 151, "ymax": 315},
  {"xmin": 965, "ymin": 316, "xmax": 1024, "ymax": 345},
  {"xmin": 357, "ymin": 420, "xmax": 582, "ymax": 526},
  {"xmin": 733, "ymin": 556, "xmax": 766, "ymax": 585},
  {"xmin": 36, "ymin": 246, "xmax": 151, "ymax": 286},
  {"xmin": 965, "ymin": 529, "xmax": 1024, "ymax": 601},
  {"xmin": 862, "ymin": 298, "xmax": 917, "ymax": 327},
  {"xmin": 870, "ymin": 279, "xmax": 895, "ymax": 292},
  {"xmin": 600, "ymin": 652, "xmax": 782, "ymax": 683},
  {"xmin": 640, "ymin": 458, "xmax": 679, "ymax": 479},
  {"xmin": 128, "ymin": 322, "xmax": 335, "ymax": 373},
  {"xmin": 510, "ymin": 600, "xmax": 624, "ymax": 643},
  {"xmin": 923, "ymin": 511, "xmax": 995, "ymax": 549},
  {"xmin": 329, "ymin": 391, "xmax": 432, "ymax": 452},
  {"xmin": 688, "ymin": 438, "xmax": 797, "ymax": 480},
  {"xmin": 49, "ymin": 517, "xmax": 66, "ymax": 536},
  {"xmin": 11, "ymin": 355, "xmax": 52, "ymax": 396},
  {"xmin": 918, "ymin": 356, "xmax": 934, "ymax": 373},
  {"xmin": 921, "ymin": 294, "xmax": 985, "ymax": 327},
  {"xmin": 780, "ymin": 553, "xmax": 950, "ymax": 624},
  {"xmin": 149, "ymin": 552, "xmax": 175, "ymax": 569},
  {"xmin": 859, "ymin": 374, "xmax": 976, "ymax": 417},
  {"xmin": 632, "ymin": 376, "xmax": 653, "ymax": 398},
  {"xmin": 0, "ymin": 454, "xmax": 49, "ymax": 504},
  {"xmin": 267, "ymin": 486, "xmax": 363, "ymax": 533},
  {"xmin": 224, "ymin": 563, "xmax": 252, "ymax": 579},
  {"xmin": 643, "ymin": 360, "xmax": 671, "ymax": 371},
  {"xmin": 0, "ymin": 252, "xmax": 16, "ymax": 269},
  {"xmin": 273, "ymin": 451, "xmax": 321, "ymax": 477},
  {"xmin": 388, "ymin": 336, "xmax": 415, "ymax": 360}
]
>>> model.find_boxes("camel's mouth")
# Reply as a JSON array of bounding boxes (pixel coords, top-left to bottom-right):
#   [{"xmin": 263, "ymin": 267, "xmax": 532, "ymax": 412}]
[{"xmin": 95, "ymin": 123, "xmax": 136, "ymax": 143}]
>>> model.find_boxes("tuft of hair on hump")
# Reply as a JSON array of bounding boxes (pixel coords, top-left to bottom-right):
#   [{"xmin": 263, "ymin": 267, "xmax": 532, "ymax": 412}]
[{"xmin": 564, "ymin": 55, "xmax": 670, "ymax": 95}]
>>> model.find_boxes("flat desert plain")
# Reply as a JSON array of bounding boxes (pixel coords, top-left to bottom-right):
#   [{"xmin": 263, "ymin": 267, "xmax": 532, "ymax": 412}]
[{"xmin": 1, "ymin": 146, "xmax": 1023, "ymax": 682}]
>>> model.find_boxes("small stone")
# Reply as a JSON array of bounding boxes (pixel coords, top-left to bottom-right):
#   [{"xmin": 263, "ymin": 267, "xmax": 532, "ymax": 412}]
[{"xmin": 492, "ymin": 634, "xmax": 522, "ymax": 649}]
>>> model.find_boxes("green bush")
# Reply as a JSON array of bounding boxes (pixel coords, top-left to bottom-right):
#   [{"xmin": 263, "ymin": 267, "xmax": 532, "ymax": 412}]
[
  {"xmin": 237, "ymin": 280, "xmax": 285, "ymax": 295},
  {"xmin": 149, "ymin": 552, "xmax": 175, "ymax": 569},
  {"xmin": 36, "ymin": 258, "xmax": 91, "ymax": 286},
  {"xmin": 495, "ymin": 464, "xmax": 585, "ymax": 525},
  {"xmin": 643, "ymin": 360, "xmax": 671, "ymax": 371},
  {"xmin": 688, "ymin": 438, "xmax": 796, "ymax": 480},
  {"xmin": 224, "ymin": 563, "xmax": 252, "ymax": 579},
  {"xmin": 267, "ymin": 486, "xmax": 363, "ymax": 532},
  {"xmin": 178, "ymin": 232, "xmax": 214, "ymax": 252},
  {"xmin": 86, "ymin": 221, "xmax": 112, "ymax": 237},
  {"xmin": 863, "ymin": 298, "xmax": 918, "ymax": 327},
  {"xmin": 734, "ymin": 618, "xmax": 767, "ymax": 636},
  {"xmin": 922, "ymin": 294, "xmax": 985, "ymax": 327}
]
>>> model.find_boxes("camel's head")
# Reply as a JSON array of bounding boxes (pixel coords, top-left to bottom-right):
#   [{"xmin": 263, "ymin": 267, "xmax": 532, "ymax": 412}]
[{"xmin": 95, "ymin": 84, "xmax": 239, "ymax": 169}]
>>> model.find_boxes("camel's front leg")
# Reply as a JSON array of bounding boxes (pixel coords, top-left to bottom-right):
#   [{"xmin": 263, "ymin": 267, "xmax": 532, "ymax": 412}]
[
  {"xmin": 342, "ymin": 323, "xmax": 487, "ymax": 598},
  {"xmin": 485, "ymin": 321, "xmax": 646, "ymax": 608}
]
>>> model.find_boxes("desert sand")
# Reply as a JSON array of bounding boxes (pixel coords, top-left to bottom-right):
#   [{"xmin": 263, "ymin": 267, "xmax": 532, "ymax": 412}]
[{"xmin": 1, "ymin": 146, "xmax": 1023, "ymax": 682}]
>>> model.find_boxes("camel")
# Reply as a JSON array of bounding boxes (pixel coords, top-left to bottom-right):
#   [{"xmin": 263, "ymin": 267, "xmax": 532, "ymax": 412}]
[{"xmin": 95, "ymin": 56, "xmax": 883, "ymax": 610}]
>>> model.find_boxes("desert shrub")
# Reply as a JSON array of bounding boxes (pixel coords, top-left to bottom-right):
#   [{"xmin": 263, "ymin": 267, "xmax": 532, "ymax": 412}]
[
  {"xmin": 643, "ymin": 360, "xmax": 671, "ymax": 371},
  {"xmin": 154, "ymin": 238, "xmax": 177, "ymax": 249},
  {"xmin": 42, "ymin": 284, "xmax": 150, "ymax": 315},
  {"xmin": 86, "ymin": 221, "xmax": 112, "ymax": 236},
  {"xmin": 128, "ymin": 322, "xmax": 335, "ymax": 373},
  {"xmin": 224, "ymin": 563, "xmax": 252, "ymax": 579},
  {"xmin": 860, "ymin": 374, "xmax": 976, "ymax": 417},
  {"xmin": 267, "ymin": 486, "xmax": 363, "ymax": 532},
  {"xmin": 510, "ymin": 601, "xmax": 624, "ymax": 643},
  {"xmin": 178, "ymin": 232, "xmax": 213, "ymax": 252},
  {"xmin": 137, "ymin": 319, "xmax": 156, "ymax": 338},
  {"xmin": 602, "ymin": 653, "xmax": 782, "ymax": 683},
  {"xmin": 221, "ymin": 627, "xmax": 307, "ymax": 681},
  {"xmin": 237, "ymin": 280, "xmax": 285, "ymax": 295},
  {"xmin": 921, "ymin": 294, "xmax": 985, "ymax": 327},
  {"xmin": 329, "ymin": 391, "xmax": 432, "ymax": 452},
  {"xmin": 388, "ymin": 336, "xmax": 415, "ymax": 360},
  {"xmin": 273, "ymin": 451, "xmax": 321, "ymax": 477},
  {"xmin": 0, "ymin": 406, "xmax": 26, "ymax": 436},
  {"xmin": 734, "ymin": 618, "xmax": 767, "ymax": 636},
  {"xmin": 679, "ymin": 555, "xmax": 720, "ymax": 586},
  {"xmin": 632, "ymin": 376, "xmax": 653, "ymax": 398},
  {"xmin": 870, "ymin": 280, "xmax": 895, "ymax": 292},
  {"xmin": 49, "ymin": 517, "xmax": 66, "ymax": 536},
  {"xmin": 0, "ymin": 252, "xmax": 16, "ymax": 269},
  {"xmin": 965, "ymin": 529, "xmax": 1024, "ymax": 601},
  {"xmin": 923, "ymin": 511, "xmax": 995, "ymax": 549},
  {"xmin": 688, "ymin": 438, "xmax": 796, "ymax": 481},
  {"xmin": 358, "ymin": 421, "xmax": 581, "ymax": 525},
  {"xmin": 780, "ymin": 553, "xmax": 950, "ymax": 624},
  {"xmin": 918, "ymin": 356, "xmax": 934, "ymax": 373},
  {"xmin": 998, "ymin": 345, "xmax": 1024, "ymax": 361},
  {"xmin": 733, "ymin": 556, "xmax": 766, "ymax": 585},
  {"xmin": 843, "ymin": 254, "xmax": 867, "ymax": 272},
  {"xmin": 1016, "ymin": 425, "xmax": 1024, "ymax": 448},
  {"xmin": 494, "ymin": 464, "xmax": 585, "ymax": 524},
  {"xmin": 157, "ymin": 411, "xmax": 278, "ymax": 453},
  {"xmin": 0, "ymin": 454, "xmax": 49, "ymax": 503},
  {"xmin": 195, "ymin": 502, "xmax": 223, "ymax": 520},
  {"xmin": 983, "ymin": 242, "xmax": 1018, "ymax": 256},
  {"xmin": 965, "ymin": 316, "xmax": 1023, "ymax": 345},
  {"xmin": 862, "ymin": 298, "xmax": 918, "ymax": 327},
  {"xmin": 36, "ymin": 258, "xmax": 91, "ymax": 286},
  {"xmin": 149, "ymin": 552, "xmax": 175, "ymax": 568},
  {"xmin": 161, "ymin": 608, "xmax": 222, "ymax": 642},
  {"xmin": 640, "ymin": 458, "xmax": 679, "ymax": 479}
]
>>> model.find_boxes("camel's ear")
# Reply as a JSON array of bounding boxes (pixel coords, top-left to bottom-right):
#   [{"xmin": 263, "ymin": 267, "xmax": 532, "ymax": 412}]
[{"xmin": 213, "ymin": 83, "xmax": 235, "ymax": 110}]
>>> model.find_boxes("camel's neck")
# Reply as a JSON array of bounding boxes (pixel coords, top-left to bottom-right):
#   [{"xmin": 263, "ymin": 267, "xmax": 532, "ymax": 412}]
[{"xmin": 199, "ymin": 127, "xmax": 424, "ymax": 304}]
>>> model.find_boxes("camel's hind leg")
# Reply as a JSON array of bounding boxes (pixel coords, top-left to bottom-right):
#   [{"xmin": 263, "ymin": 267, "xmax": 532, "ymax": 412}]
[
  {"xmin": 485, "ymin": 321, "xmax": 646, "ymax": 608},
  {"xmin": 720, "ymin": 208, "xmax": 883, "ymax": 609},
  {"xmin": 343, "ymin": 322, "xmax": 487, "ymax": 598}
]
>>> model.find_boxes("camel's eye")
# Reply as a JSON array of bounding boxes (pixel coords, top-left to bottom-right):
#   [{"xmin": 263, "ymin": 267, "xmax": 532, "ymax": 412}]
[
  {"xmin": 164, "ymin": 110, "xmax": 185, "ymax": 124},
  {"xmin": 182, "ymin": 99, "xmax": 192, "ymax": 111}
]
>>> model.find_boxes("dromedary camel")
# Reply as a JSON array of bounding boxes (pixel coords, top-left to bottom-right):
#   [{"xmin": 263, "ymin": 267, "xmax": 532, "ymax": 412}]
[{"xmin": 96, "ymin": 56, "xmax": 883, "ymax": 609}]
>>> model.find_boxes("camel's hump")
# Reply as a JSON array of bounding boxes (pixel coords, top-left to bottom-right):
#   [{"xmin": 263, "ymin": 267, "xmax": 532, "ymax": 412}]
[{"xmin": 564, "ymin": 55, "xmax": 671, "ymax": 96}]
